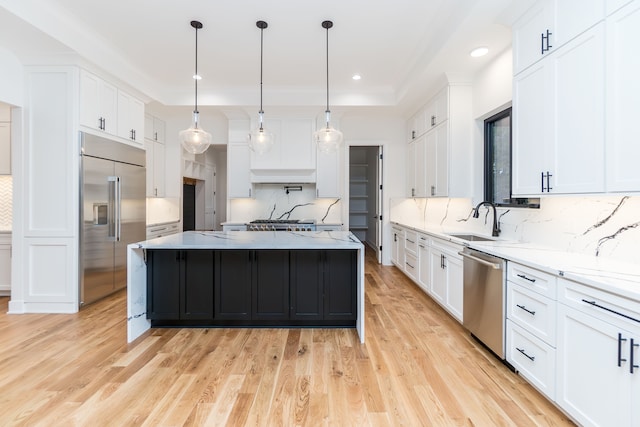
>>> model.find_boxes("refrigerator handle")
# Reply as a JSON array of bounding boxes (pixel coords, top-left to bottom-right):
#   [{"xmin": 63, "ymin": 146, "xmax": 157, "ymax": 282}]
[
  {"xmin": 107, "ymin": 176, "xmax": 119, "ymax": 241},
  {"xmin": 115, "ymin": 176, "xmax": 121, "ymax": 242}
]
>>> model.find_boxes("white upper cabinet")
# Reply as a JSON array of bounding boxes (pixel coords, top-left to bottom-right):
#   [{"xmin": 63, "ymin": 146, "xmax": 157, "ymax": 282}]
[
  {"xmin": 405, "ymin": 84, "xmax": 471, "ymax": 198},
  {"xmin": 144, "ymin": 113, "xmax": 166, "ymax": 143},
  {"xmin": 513, "ymin": 24, "xmax": 606, "ymax": 195},
  {"xmin": 0, "ymin": 105, "xmax": 9, "ymax": 174},
  {"xmin": 117, "ymin": 91, "xmax": 144, "ymax": 144},
  {"xmin": 228, "ymin": 142, "xmax": 252, "ymax": 198},
  {"xmin": 79, "ymin": 70, "xmax": 118, "ymax": 135},
  {"xmin": 513, "ymin": 0, "xmax": 606, "ymax": 75},
  {"xmin": 606, "ymin": 0, "xmax": 640, "ymax": 192},
  {"xmin": 316, "ymin": 146, "xmax": 341, "ymax": 198}
]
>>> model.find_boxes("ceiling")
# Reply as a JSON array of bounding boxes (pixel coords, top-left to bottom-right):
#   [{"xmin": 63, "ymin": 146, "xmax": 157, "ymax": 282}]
[{"xmin": 0, "ymin": 0, "xmax": 531, "ymax": 116}]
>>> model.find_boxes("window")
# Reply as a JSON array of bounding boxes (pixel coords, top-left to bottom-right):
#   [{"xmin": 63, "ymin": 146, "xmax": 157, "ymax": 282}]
[{"xmin": 484, "ymin": 108, "xmax": 539, "ymax": 208}]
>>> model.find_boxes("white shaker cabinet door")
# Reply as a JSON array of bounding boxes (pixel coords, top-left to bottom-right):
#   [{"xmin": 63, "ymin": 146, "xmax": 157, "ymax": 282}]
[
  {"xmin": 606, "ymin": 0, "xmax": 640, "ymax": 192},
  {"xmin": 557, "ymin": 304, "xmax": 633, "ymax": 427},
  {"xmin": 550, "ymin": 23, "xmax": 605, "ymax": 194},
  {"xmin": 227, "ymin": 143, "xmax": 252, "ymax": 198}
]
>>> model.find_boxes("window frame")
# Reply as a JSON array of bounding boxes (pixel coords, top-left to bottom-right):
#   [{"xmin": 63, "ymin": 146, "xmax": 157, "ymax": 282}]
[{"xmin": 484, "ymin": 107, "xmax": 539, "ymax": 208}]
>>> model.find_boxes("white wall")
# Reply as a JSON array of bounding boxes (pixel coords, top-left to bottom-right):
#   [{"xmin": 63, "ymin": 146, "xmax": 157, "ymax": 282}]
[
  {"xmin": 470, "ymin": 47, "xmax": 514, "ymax": 203},
  {"xmin": 0, "ymin": 47, "xmax": 24, "ymax": 106}
]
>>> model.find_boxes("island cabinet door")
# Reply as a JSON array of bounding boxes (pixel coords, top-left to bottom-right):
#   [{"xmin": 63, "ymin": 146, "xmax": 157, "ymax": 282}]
[
  {"xmin": 290, "ymin": 250, "xmax": 324, "ymax": 320},
  {"xmin": 215, "ymin": 251, "xmax": 252, "ymax": 320},
  {"xmin": 181, "ymin": 250, "xmax": 214, "ymax": 319},
  {"xmin": 252, "ymin": 250, "xmax": 290, "ymax": 320},
  {"xmin": 324, "ymin": 250, "xmax": 357, "ymax": 321},
  {"xmin": 147, "ymin": 250, "xmax": 180, "ymax": 319}
]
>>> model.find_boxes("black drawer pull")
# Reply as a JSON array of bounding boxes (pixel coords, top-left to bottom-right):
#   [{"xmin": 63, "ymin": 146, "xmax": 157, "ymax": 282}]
[
  {"xmin": 581, "ymin": 299, "xmax": 640, "ymax": 324},
  {"xmin": 516, "ymin": 347, "xmax": 535, "ymax": 362},
  {"xmin": 406, "ymin": 238, "xmax": 415, "ymax": 244},
  {"xmin": 406, "ymin": 262, "xmax": 415, "ymax": 269},
  {"xmin": 516, "ymin": 304, "xmax": 536, "ymax": 316},
  {"xmin": 631, "ymin": 338, "xmax": 639, "ymax": 374},
  {"xmin": 516, "ymin": 273, "xmax": 536, "ymax": 283},
  {"xmin": 618, "ymin": 333, "xmax": 628, "ymax": 367}
]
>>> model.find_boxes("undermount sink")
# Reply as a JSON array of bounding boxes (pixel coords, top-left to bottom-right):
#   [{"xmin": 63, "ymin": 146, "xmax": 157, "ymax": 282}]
[{"xmin": 447, "ymin": 233, "xmax": 496, "ymax": 242}]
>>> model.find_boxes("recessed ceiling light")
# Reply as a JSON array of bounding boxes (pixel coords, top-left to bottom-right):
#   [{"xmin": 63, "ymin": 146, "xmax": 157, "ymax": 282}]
[
  {"xmin": 470, "ymin": 47, "xmax": 489, "ymax": 58},
  {"xmin": 352, "ymin": 74, "xmax": 361, "ymax": 81}
]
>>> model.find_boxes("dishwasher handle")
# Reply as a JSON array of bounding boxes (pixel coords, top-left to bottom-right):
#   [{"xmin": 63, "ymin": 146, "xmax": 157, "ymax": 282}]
[{"xmin": 458, "ymin": 251, "xmax": 502, "ymax": 270}]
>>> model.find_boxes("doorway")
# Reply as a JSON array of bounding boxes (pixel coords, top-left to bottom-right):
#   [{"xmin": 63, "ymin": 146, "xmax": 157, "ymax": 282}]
[
  {"xmin": 348, "ymin": 146, "xmax": 383, "ymax": 263},
  {"xmin": 183, "ymin": 179, "xmax": 196, "ymax": 231}
]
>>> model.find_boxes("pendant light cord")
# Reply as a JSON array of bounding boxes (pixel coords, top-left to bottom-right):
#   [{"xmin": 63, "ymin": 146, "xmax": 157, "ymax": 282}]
[
  {"xmin": 325, "ymin": 24, "xmax": 330, "ymax": 126},
  {"xmin": 194, "ymin": 24, "xmax": 199, "ymax": 123},
  {"xmin": 259, "ymin": 24, "xmax": 264, "ymax": 127}
]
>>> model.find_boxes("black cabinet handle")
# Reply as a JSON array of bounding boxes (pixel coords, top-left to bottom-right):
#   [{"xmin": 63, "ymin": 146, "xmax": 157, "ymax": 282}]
[
  {"xmin": 154, "ymin": 131, "xmax": 158, "ymax": 141},
  {"xmin": 619, "ymin": 333, "xmax": 628, "ymax": 367},
  {"xmin": 516, "ymin": 304, "xmax": 536, "ymax": 316},
  {"xmin": 582, "ymin": 299, "xmax": 640, "ymax": 323},
  {"xmin": 406, "ymin": 262, "xmax": 414, "ymax": 269},
  {"xmin": 516, "ymin": 347, "xmax": 535, "ymax": 361},
  {"xmin": 517, "ymin": 273, "xmax": 536, "ymax": 283},
  {"xmin": 546, "ymin": 171, "xmax": 553, "ymax": 191},
  {"xmin": 412, "ymin": 130, "xmax": 416, "ymax": 140},
  {"xmin": 431, "ymin": 115, "xmax": 436, "ymax": 126},
  {"xmin": 541, "ymin": 29, "xmax": 553, "ymax": 54},
  {"xmin": 394, "ymin": 233, "xmax": 397, "ymax": 242},
  {"xmin": 631, "ymin": 338, "xmax": 639, "ymax": 374},
  {"xmin": 406, "ymin": 238, "xmax": 415, "ymax": 244}
]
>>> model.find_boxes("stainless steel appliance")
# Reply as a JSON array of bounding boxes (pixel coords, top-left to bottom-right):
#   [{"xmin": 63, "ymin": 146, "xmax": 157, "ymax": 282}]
[
  {"xmin": 80, "ymin": 132, "xmax": 146, "ymax": 306},
  {"xmin": 247, "ymin": 219, "xmax": 316, "ymax": 231},
  {"xmin": 459, "ymin": 247, "xmax": 506, "ymax": 358}
]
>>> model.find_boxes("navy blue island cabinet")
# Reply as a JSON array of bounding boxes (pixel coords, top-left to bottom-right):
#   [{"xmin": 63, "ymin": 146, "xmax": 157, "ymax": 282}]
[{"xmin": 146, "ymin": 249, "xmax": 357, "ymax": 328}]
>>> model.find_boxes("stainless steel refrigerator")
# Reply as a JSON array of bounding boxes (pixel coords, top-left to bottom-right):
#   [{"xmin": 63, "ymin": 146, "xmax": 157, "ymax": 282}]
[{"xmin": 80, "ymin": 131, "xmax": 146, "ymax": 306}]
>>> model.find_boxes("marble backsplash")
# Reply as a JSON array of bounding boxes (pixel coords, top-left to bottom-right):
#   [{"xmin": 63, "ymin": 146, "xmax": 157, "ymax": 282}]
[
  {"xmin": 229, "ymin": 184, "xmax": 342, "ymax": 224},
  {"xmin": 390, "ymin": 195, "xmax": 640, "ymax": 264},
  {"xmin": 0, "ymin": 176, "xmax": 12, "ymax": 231}
]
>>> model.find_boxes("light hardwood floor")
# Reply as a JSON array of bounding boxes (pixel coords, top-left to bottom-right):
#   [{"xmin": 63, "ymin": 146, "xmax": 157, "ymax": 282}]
[{"xmin": 0, "ymin": 249, "xmax": 575, "ymax": 426}]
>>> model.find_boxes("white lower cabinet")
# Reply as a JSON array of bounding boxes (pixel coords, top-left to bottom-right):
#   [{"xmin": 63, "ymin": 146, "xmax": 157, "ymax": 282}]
[
  {"xmin": 429, "ymin": 237, "xmax": 463, "ymax": 322},
  {"xmin": 417, "ymin": 234, "xmax": 429, "ymax": 293},
  {"xmin": 556, "ymin": 278, "xmax": 640, "ymax": 427},
  {"xmin": 390, "ymin": 226, "xmax": 462, "ymax": 323},
  {"xmin": 507, "ymin": 320, "xmax": 556, "ymax": 399},
  {"xmin": 506, "ymin": 262, "xmax": 558, "ymax": 400}
]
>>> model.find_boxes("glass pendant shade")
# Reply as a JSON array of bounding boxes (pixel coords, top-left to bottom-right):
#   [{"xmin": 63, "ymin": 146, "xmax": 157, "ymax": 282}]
[
  {"xmin": 314, "ymin": 122, "xmax": 343, "ymax": 154},
  {"xmin": 180, "ymin": 112, "xmax": 212, "ymax": 154},
  {"xmin": 248, "ymin": 113, "xmax": 274, "ymax": 155},
  {"xmin": 180, "ymin": 20, "xmax": 211, "ymax": 155}
]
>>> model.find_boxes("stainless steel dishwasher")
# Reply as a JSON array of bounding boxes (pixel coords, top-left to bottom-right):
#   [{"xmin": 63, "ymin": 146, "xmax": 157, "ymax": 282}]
[{"xmin": 459, "ymin": 248, "xmax": 506, "ymax": 359}]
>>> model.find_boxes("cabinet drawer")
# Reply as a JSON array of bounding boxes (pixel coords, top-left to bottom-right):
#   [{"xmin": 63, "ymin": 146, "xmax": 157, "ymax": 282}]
[
  {"xmin": 506, "ymin": 320, "xmax": 556, "ymax": 400},
  {"xmin": 508, "ymin": 262, "xmax": 556, "ymax": 299},
  {"xmin": 404, "ymin": 230, "xmax": 417, "ymax": 255},
  {"xmin": 417, "ymin": 233, "xmax": 429, "ymax": 250},
  {"xmin": 430, "ymin": 236, "xmax": 462, "ymax": 256},
  {"xmin": 404, "ymin": 252, "xmax": 418, "ymax": 281},
  {"xmin": 507, "ymin": 282, "xmax": 557, "ymax": 346},
  {"xmin": 558, "ymin": 278, "xmax": 640, "ymax": 332}
]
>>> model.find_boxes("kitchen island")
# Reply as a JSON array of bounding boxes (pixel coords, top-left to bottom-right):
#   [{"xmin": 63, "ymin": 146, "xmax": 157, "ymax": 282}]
[{"xmin": 127, "ymin": 230, "xmax": 365, "ymax": 343}]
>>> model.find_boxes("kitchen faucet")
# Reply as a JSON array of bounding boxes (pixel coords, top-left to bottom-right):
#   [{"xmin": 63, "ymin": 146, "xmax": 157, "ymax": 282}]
[{"xmin": 473, "ymin": 201, "xmax": 501, "ymax": 237}]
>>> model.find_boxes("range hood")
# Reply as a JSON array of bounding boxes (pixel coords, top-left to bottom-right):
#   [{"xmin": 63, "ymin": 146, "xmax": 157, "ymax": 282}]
[{"xmin": 250, "ymin": 168, "xmax": 316, "ymax": 184}]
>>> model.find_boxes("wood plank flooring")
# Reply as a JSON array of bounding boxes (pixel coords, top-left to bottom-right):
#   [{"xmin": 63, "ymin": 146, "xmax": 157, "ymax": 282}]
[{"xmin": 0, "ymin": 249, "xmax": 575, "ymax": 426}]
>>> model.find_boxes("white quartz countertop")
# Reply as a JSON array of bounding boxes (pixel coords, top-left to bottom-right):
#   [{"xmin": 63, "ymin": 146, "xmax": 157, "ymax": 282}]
[
  {"xmin": 391, "ymin": 221, "xmax": 640, "ymax": 302},
  {"xmin": 134, "ymin": 230, "xmax": 364, "ymax": 250}
]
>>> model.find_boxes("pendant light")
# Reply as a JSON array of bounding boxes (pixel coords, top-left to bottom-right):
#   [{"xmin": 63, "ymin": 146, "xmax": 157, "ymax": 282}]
[
  {"xmin": 248, "ymin": 20, "xmax": 274, "ymax": 155},
  {"xmin": 314, "ymin": 20, "xmax": 343, "ymax": 154},
  {"xmin": 180, "ymin": 20, "xmax": 212, "ymax": 155}
]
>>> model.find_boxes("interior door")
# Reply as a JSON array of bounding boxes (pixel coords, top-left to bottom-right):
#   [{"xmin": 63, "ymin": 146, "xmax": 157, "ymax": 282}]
[
  {"xmin": 81, "ymin": 156, "xmax": 115, "ymax": 305},
  {"xmin": 375, "ymin": 146, "xmax": 383, "ymax": 263}
]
